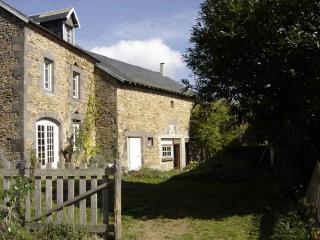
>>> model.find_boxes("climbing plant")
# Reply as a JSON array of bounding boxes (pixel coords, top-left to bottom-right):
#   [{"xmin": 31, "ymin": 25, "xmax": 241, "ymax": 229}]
[{"xmin": 73, "ymin": 79, "xmax": 99, "ymax": 166}]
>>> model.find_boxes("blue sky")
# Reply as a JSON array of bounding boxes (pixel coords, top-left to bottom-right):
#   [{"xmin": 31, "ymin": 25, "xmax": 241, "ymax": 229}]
[{"xmin": 5, "ymin": 0, "xmax": 202, "ymax": 81}]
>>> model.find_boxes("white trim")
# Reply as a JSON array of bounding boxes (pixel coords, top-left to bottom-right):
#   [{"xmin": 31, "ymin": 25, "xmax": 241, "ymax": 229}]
[
  {"xmin": 64, "ymin": 25, "xmax": 74, "ymax": 44},
  {"xmin": 72, "ymin": 122, "xmax": 80, "ymax": 150},
  {"xmin": 72, "ymin": 71, "xmax": 80, "ymax": 99},
  {"xmin": 66, "ymin": 8, "xmax": 81, "ymax": 28},
  {"xmin": 160, "ymin": 138, "xmax": 174, "ymax": 159},
  {"xmin": 43, "ymin": 58, "xmax": 53, "ymax": 91},
  {"xmin": 36, "ymin": 120, "xmax": 59, "ymax": 169}
]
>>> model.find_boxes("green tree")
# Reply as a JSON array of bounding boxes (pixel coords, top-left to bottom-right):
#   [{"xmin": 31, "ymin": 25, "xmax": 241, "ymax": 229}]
[
  {"xmin": 191, "ymin": 101, "xmax": 246, "ymax": 161},
  {"xmin": 185, "ymin": 0, "xmax": 320, "ymax": 180}
]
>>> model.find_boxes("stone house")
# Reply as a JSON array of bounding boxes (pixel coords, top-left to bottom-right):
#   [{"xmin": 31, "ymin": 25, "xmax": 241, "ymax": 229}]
[{"xmin": 0, "ymin": 1, "xmax": 193, "ymax": 171}]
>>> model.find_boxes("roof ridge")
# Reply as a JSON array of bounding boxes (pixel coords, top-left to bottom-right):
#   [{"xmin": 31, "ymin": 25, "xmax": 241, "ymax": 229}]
[
  {"xmin": 90, "ymin": 51, "xmax": 174, "ymax": 80},
  {"xmin": 29, "ymin": 7, "xmax": 73, "ymax": 17}
]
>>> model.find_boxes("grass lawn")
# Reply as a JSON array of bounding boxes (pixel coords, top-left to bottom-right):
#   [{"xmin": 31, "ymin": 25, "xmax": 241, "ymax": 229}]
[{"xmin": 121, "ymin": 164, "xmax": 281, "ymax": 240}]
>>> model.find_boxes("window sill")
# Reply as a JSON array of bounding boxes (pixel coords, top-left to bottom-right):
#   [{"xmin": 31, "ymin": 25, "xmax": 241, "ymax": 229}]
[
  {"xmin": 71, "ymin": 97, "xmax": 81, "ymax": 102},
  {"xmin": 43, "ymin": 90, "xmax": 54, "ymax": 96},
  {"xmin": 161, "ymin": 158, "xmax": 173, "ymax": 162}
]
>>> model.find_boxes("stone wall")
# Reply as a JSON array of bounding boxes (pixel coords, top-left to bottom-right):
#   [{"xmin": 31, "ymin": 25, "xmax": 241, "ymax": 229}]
[
  {"xmin": 95, "ymin": 68, "xmax": 118, "ymax": 163},
  {"xmin": 23, "ymin": 26, "xmax": 96, "ymax": 163},
  {"xmin": 0, "ymin": 8, "xmax": 25, "ymax": 162},
  {"xmin": 117, "ymin": 84, "xmax": 194, "ymax": 170}
]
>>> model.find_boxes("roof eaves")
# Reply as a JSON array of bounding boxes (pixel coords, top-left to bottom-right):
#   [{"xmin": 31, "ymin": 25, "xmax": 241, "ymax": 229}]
[
  {"xmin": 67, "ymin": 8, "xmax": 80, "ymax": 28},
  {"xmin": 0, "ymin": 0, "xmax": 29, "ymax": 23}
]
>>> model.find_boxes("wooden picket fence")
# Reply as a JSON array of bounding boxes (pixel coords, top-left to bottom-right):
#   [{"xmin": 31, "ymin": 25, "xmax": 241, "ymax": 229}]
[{"xmin": 0, "ymin": 159, "xmax": 122, "ymax": 239}]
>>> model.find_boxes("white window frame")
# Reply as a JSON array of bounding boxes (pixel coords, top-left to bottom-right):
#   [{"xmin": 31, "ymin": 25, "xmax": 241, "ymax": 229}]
[
  {"xmin": 72, "ymin": 71, "xmax": 80, "ymax": 99},
  {"xmin": 65, "ymin": 25, "xmax": 73, "ymax": 44},
  {"xmin": 161, "ymin": 139, "xmax": 174, "ymax": 159},
  {"xmin": 72, "ymin": 122, "xmax": 80, "ymax": 150},
  {"xmin": 44, "ymin": 58, "xmax": 53, "ymax": 92},
  {"xmin": 36, "ymin": 119, "xmax": 59, "ymax": 169},
  {"xmin": 162, "ymin": 145, "xmax": 173, "ymax": 158}
]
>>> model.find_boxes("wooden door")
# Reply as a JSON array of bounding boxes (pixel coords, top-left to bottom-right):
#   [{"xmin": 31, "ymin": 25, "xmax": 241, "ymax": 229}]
[{"xmin": 174, "ymin": 144, "xmax": 180, "ymax": 169}]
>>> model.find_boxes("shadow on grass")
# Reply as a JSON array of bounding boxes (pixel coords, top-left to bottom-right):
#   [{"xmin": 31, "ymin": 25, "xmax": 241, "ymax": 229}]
[{"xmin": 121, "ymin": 158, "xmax": 282, "ymax": 240}]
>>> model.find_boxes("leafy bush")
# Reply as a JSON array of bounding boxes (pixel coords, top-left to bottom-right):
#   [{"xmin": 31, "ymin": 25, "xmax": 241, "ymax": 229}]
[
  {"xmin": 0, "ymin": 176, "xmax": 33, "ymax": 240},
  {"xmin": 190, "ymin": 101, "xmax": 247, "ymax": 162},
  {"xmin": 125, "ymin": 167, "xmax": 178, "ymax": 180},
  {"xmin": 271, "ymin": 200, "xmax": 319, "ymax": 240},
  {"xmin": 35, "ymin": 223, "xmax": 90, "ymax": 240}
]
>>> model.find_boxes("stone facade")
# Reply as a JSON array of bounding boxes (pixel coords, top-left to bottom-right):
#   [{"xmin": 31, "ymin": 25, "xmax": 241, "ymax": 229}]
[
  {"xmin": 94, "ymin": 68, "xmax": 118, "ymax": 162},
  {"xmin": 0, "ymin": 4, "xmax": 194, "ymax": 170},
  {"xmin": 23, "ymin": 25, "xmax": 96, "ymax": 163},
  {"xmin": 116, "ymin": 84, "xmax": 193, "ymax": 170},
  {"xmin": 0, "ymin": 8, "xmax": 25, "ymax": 162}
]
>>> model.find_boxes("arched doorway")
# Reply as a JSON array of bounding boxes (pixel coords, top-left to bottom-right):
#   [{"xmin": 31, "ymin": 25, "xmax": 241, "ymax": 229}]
[{"xmin": 36, "ymin": 119, "xmax": 59, "ymax": 168}]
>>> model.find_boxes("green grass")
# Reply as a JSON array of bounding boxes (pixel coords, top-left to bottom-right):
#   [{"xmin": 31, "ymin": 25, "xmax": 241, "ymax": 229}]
[{"xmin": 121, "ymin": 162, "xmax": 282, "ymax": 240}]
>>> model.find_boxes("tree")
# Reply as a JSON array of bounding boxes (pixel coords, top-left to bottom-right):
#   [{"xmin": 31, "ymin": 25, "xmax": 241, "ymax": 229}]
[
  {"xmin": 191, "ymin": 100, "xmax": 246, "ymax": 161},
  {"xmin": 185, "ymin": 0, "xmax": 320, "ymax": 180}
]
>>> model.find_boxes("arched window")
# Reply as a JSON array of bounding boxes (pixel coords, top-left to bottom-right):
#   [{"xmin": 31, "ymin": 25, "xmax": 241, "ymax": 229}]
[{"xmin": 36, "ymin": 119, "xmax": 59, "ymax": 168}]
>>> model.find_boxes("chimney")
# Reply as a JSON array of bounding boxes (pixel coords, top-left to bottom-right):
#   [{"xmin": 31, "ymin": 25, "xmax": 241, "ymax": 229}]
[{"xmin": 160, "ymin": 63, "xmax": 165, "ymax": 76}]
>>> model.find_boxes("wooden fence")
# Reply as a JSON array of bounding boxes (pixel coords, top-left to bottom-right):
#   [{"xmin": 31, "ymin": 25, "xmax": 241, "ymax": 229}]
[{"xmin": 0, "ymin": 159, "xmax": 122, "ymax": 239}]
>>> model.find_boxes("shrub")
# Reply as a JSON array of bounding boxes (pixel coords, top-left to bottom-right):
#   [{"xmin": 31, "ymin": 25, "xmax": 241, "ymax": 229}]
[
  {"xmin": 0, "ymin": 176, "xmax": 33, "ymax": 240},
  {"xmin": 124, "ymin": 167, "xmax": 178, "ymax": 180},
  {"xmin": 35, "ymin": 223, "xmax": 90, "ymax": 240},
  {"xmin": 271, "ymin": 199, "xmax": 319, "ymax": 240}
]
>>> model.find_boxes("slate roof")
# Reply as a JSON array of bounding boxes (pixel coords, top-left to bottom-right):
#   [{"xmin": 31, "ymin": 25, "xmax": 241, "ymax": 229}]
[
  {"xmin": 88, "ymin": 51, "xmax": 192, "ymax": 97},
  {"xmin": 0, "ymin": 0, "xmax": 192, "ymax": 97},
  {"xmin": 29, "ymin": 7, "xmax": 80, "ymax": 27}
]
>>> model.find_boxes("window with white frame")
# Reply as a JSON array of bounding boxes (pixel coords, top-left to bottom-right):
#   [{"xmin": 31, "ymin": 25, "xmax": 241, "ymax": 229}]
[
  {"xmin": 36, "ymin": 119, "xmax": 59, "ymax": 168},
  {"xmin": 65, "ymin": 25, "xmax": 73, "ymax": 44},
  {"xmin": 72, "ymin": 71, "xmax": 80, "ymax": 99},
  {"xmin": 72, "ymin": 121, "xmax": 80, "ymax": 150},
  {"xmin": 44, "ymin": 58, "xmax": 53, "ymax": 92},
  {"xmin": 161, "ymin": 139, "xmax": 173, "ymax": 159},
  {"xmin": 162, "ymin": 145, "xmax": 173, "ymax": 158}
]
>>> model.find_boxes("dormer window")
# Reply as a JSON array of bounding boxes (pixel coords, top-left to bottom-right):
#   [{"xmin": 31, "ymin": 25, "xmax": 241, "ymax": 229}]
[
  {"xmin": 64, "ymin": 25, "xmax": 73, "ymax": 44},
  {"xmin": 29, "ymin": 8, "xmax": 80, "ymax": 45}
]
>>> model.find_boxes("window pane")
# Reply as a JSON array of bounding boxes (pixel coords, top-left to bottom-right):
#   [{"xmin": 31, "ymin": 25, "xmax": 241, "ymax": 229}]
[
  {"xmin": 44, "ymin": 59, "xmax": 53, "ymax": 91},
  {"xmin": 72, "ymin": 72, "xmax": 80, "ymax": 99}
]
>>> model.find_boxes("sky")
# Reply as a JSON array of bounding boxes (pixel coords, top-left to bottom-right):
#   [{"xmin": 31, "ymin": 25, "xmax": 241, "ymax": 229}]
[{"xmin": 4, "ymin": 0, "xmax": 202, "ymax": 82}]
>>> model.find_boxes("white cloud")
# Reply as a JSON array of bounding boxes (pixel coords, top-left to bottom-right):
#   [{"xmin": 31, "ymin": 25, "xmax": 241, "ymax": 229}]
[
  {"xmin": 91, "ymin": 39, "xmax": 185, "ymax": 79},
  {"xmin": 110, "ymin": 11, "xmax": 196, "ymax": 42}
]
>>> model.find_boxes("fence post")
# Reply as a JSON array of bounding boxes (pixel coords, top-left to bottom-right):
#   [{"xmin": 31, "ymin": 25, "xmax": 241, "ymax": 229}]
[{"xmin": 114, "ymin": 159, "xmax": 122, "ymax": 240}]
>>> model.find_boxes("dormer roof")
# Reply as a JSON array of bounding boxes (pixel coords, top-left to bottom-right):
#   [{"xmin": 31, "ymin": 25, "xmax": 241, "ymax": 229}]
[{"xmin": 30, "ymin": 7, "xmax": 80, "ymax": 28}]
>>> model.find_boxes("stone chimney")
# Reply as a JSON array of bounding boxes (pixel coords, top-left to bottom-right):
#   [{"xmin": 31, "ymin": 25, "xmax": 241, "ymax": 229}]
[{"xmin": 160, "ymin": 63, "xmax": 165, "ymax": 76}]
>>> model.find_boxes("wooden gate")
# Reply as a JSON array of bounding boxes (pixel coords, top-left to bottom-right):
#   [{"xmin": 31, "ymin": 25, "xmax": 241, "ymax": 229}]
[{"xmin": 0, "ymin": 159, "xmax": 122, "ymax": 239}]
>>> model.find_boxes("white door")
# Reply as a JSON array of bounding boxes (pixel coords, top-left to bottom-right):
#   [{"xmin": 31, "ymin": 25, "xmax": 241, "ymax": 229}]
[
  {"xmin": 127, "ymin": 137, "xmax": 142, "ymax": 171},
  {"xmin": 36, "ymin": 120, "xmax": 59, "ymax": 169}
]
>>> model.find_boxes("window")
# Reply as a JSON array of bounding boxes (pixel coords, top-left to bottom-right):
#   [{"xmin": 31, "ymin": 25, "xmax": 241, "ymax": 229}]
[
  {"xmin": 147, "ymin": 137, "xmax": 153, "ymax": 147},
  {"xmin": 65, "ymin": 25, "xmax": 73, "ymax": 44},
  {"xmin": 44, "ymin": 58, "xmax": 53, "ymax": 91},
  {"xmin": 72, "ymin": 121, "xmax": 80, "ymax": 150},
  {"xmin": 72, "ymin": 72, "xmax": 80, "ymax": 99},
  {"xmin": 161, "ymin": 139, "xmax": 173, "ymax": 159},
  {"xmin": 162, "ymin": 145, "xmax": 173, "ymax": 158},
  {"xmin": 36, "ymin": 119, "xmax": 59, "ymax": 168}
]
